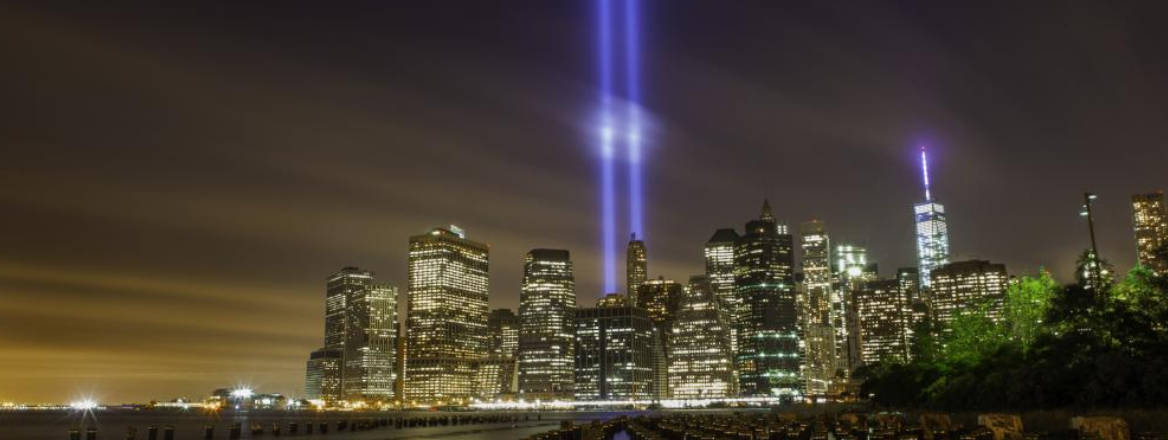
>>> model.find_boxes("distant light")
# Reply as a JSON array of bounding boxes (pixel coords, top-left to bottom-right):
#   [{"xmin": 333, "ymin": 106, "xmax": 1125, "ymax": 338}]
[
  {"xmin": 230, "ymin": 388, "xmax": 254, "ymax": 399},
  {"xmin": 70, "ymin": 400, "xmax": 97, "ymax": 410}
]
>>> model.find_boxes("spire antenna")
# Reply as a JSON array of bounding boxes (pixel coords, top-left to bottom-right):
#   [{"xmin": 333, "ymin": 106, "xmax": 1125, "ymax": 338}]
[{"xmin": 920, "ymin": 146, "xmax": 932, "ymax": 202}]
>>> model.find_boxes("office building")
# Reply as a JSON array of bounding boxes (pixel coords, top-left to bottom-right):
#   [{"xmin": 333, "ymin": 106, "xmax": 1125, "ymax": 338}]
[
  {"xmin": 574, "ymin": 297, "xmax": 657, "ymax": 401},
  {"xmin": 627, "ymin": 234, "xmax": 648, "ymax": 299},
  {"xmin": 914, "ymin": 147, "xmax": 951, "ymax": 288},
  {"xmin": 1132, "ymin": 191, "xmax": 1168, "ymax": 275},
  {"xmin": 734, "ymin": 200, "xmax": 800, "ymax": 399},
  {"xmin": 930, "ymin": 260, "xmax": 1008, "ymax": 326},
  {"xmin": 405, "ymin": 226, "xmax": 490, "ymax": 405},
  {"xmin": 667, "ymin": 275, "xmax": 736, "ymax": 399},
  {"xmin": 305, "ymin": 348, "xmax": 342, "ymax": 402},
  {"xmin": 854, "ymin": 279, "xmax": 910, "ymax": 366},
  {"xmin": 705, "ymin": 228, "xmax": 742, "ymax": 351},
  {"xmin": 799, "ymin": 220, "xmax": 835, "ymax": 395},
  {"xmin": 342, "ymin": 280, "xmax": 398, "ymax": 401},
  {"xmin": 517, "ymin": 249, "xmax": 577, "ymax": 400}
]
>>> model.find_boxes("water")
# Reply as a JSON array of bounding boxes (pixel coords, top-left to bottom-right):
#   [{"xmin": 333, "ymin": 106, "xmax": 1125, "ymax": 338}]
[{"xmin": 0, "ymin": 409, "xmax": 630, "ymax": 440}]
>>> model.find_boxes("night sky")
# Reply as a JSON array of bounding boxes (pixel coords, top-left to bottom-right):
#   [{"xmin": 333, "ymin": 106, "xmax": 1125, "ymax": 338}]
[{"xmin": 2, "ymin": 1, "xmax": 1166, "ymax": 403}]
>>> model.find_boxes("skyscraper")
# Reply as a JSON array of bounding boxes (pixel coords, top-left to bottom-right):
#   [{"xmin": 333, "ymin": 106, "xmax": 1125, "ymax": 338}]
[
  {"xmin": 474, "ymin": 308, "xmax": 519, "ymax": 400},
  {"xmin": 1132, "ymin": 191, "xmax": 1168, "ymax": 275},
  {"xmin": 734, "ymin": 200, "xmax": 800, "ymax": 399},
  {"xmin": 306, "ymin": 267, "xmax": 398, "ymax": 405},
  {"xmin": 635, "ymin": 276, "xmax": 683, "ymax": 399},
  {"xmin": 799, "ymin": 220, "xmax": 835, "ymax": 396},
  {"xmin": 914, "ymin": 147, "xmax": 951, "ymax": 288},
  {"xmin": 342, "ymin": 280, "xmax": 397, "ymax": 402},
  {"xmin": 305, "ymin": 348, "xmax": 342, "ymax": 402},
  {"xmin": 517, "ymin": 249, "xmax": 577, "ymax": 400},
  {"xmin": 854, "ymin": 279, "xmax": 910, "ymax": 366},
  {"xmin": 930, "ymin": 260, "xmax": 1008, "ymax": 327},
  {"xmin": 834, "ymin": 244, "xmax": 872, "ymax": 378},
  {"xmin": 488, "ymin": 308, "xmax": 519, "ymax": 359},
  {"xmin": 405, "ymin": 226, "xmax": 489, "ymax": 405},
  {"xmin": 704, "ymin": 228, "xmax": 741, "ymax": 352},
  {"xmin": 574, "ymin": 297, "xmax": 657, "ymax": 401},
  {"xmin": 626, "ymin": 233, "xmax": 648, "ymax": 299},
  {"xmin": 667, "ymin": 275, "xmax": 735, "ymax": 399}
]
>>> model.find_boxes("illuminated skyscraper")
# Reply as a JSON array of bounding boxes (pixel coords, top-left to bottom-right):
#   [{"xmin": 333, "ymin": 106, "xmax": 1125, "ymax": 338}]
[
  {"xmin": 799, "ymin": 220, "xmax": 834, "ymax": 395},
  {"xmin": 833, "ymin": 244, "xmax": 872, "ymax": 377},
  {"xmin": 305, "ymin": 348, "xmax": 342, "ymax": 402},
  {"xmin": 626, "ymin": 234, "xmax": 648, "ymax": 299},
  {"xmin": 635, "ymin": 276, "xmax": 683, "ymax": 399},
  {"xmin": 488, "ymin": 308, "xmax": 519, "ymax": 359},
  {"xmin": 1132, "ymin": 191, "xmax": 1168, "ymax": 275},
  {"xmin": 915, "ymin": 147, "xmax": 950, "ymax": 288},
  {"xmin": 342, "ymin": 279, "xmax": 397, "ymax": 402},
  {"xmin": 517, "ymin": 249, "xmax": 577, "ymax": 400},
  {"xmin": 573, "ymin": 297, "xmax": 657, "ymax": 401},
  {"xmin": 668, "ymin": 275, "xmax": 735, "ymax": 399},
  {"xmin": 854, "ymin": 279, "xmax": 910, "ymax": 366},
  {"xmin": 734, "ymin": 200, "xmax": 800, "ymax": 398},
  {"xmin": 705, "ymin": 228, "xmax": 741, "ymax": 352},
  {"xmin": 930, "ymin": 260, "xmax": 1008, "ymax": 327},
  {"xmin": 897, "ymin": 267, "xmax": 928, "ymax": 355},
  {"xmin": 406, "ymin": 226, "xmax": 489, "ymax": 405},
  {"xmin": 307, "ymin": 267, "xmax": 398, "ymax": 404},
  {"xmin": 474, "ymin": 308, "xmax": 519, "ymax": 400}
]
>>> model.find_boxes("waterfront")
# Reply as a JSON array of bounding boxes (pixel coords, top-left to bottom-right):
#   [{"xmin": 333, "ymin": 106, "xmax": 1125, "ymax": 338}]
[{"xmin": 0, "ymin": 409, "xmax": 634, "ymax": 440}]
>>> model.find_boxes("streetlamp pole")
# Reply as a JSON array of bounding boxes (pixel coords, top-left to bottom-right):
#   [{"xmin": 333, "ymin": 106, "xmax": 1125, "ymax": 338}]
[{"xmin": 1081, "ymin": 192, "xmax": 1102, "ymax": 291}]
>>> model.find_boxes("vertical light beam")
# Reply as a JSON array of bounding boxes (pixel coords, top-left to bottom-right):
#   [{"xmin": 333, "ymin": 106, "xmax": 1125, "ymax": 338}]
[
  {"xmin": 598, "ymin": 0, "xmax": 617, "ymax": 294},
  {"xmin": 920, "ymin": 146, "xmax": 931, "ymax": 202},
  {"xmin": 625, "ymin": 0, "xmax": 644, "ymax": 240}
]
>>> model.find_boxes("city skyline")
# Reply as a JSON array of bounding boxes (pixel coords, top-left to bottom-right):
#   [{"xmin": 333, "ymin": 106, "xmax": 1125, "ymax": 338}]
[{"xmin": 3, "ymin": 1, "xmax": 1168, "ymax": 403}]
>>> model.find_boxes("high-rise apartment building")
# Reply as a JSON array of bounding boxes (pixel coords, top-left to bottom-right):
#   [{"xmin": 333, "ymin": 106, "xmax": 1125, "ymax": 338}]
[
  {"xmin": 930, "ymin": 260, "xmax": 1008, "ymax": 327},
  {"xmin": 734, "ymin": 200, "xmax": 800, "ymax": 399},
  {"xmin": 799, "ymin": 220, "xmax": 835, "ymax": 395},
  {"xmin": 854, "ymin": 279, "xmax": 910, "ymax": 366},
  {"xmin": 405, "ymin": 226, "xmax": 489, "ymax": 405},
  {"xmin": 705, "ymin": 228, "xmax": 741, "ymax": 352},
  {"xmin": 914, "ymin": 148, "xmax": 950, "ymax": 288},
  {"xmin": 574, "ymin": 297, "xmax": 657, "ymax": 401},
  {"xmin": 667, "ymin": 275, "xmax": 736, "ymax": 399},
  {"xmin": 306, "ymin": 267, "xmax": 397, "ymax": 404},
  {"xmin": 517, "ymin": 249, "xmax": 577, "ymax": 400},
  {"xmin": 1132, "ymin": 191, "xmax": 1168, "ymax": 275},
  {"xmin": 626, "ymin": 234, "xmax": 648, "ymax": 299}
]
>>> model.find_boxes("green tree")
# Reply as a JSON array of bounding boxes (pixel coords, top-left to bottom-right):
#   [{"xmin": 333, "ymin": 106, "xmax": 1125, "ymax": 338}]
[
  {"xmin": 1001, "ymin": 270, "xmax": 1057, "ymax": 350},
  {"xmin": 940, "ymin": 300, "xmax": 1007, "ymax": 367}
]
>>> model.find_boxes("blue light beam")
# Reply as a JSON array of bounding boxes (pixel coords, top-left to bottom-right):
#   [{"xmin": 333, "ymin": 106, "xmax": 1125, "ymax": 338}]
[
  {"xmin": 624, "ymin": 0, "xmax": 644, "ymax": 240},
  {"xmin": 598, "ymin": 0, "xmax": 617, "ymax": 294}
]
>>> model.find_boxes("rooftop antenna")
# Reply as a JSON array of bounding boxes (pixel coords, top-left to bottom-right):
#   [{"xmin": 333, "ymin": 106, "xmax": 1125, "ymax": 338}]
[{"xmin": 920, "ymin": 146, "xmax": 932, "ymax": 202}]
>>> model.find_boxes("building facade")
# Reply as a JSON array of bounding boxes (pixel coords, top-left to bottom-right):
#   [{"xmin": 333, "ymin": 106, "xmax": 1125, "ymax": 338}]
[
  {"xmin": 626, "ymin": 234, "xmax": 648, "ymax": 299},
  {"xmin": 799, "ymin": 220, "xmax": 835, "ymax": 395},
  {"xmin": 914, "ymin": 148, "xmax": 950, "ymax": 288},
  {"xmin": 854, "ymin": 279, "xmax": 910, "ymax": 366},
  {"xmin": 342, "ymin": 280, "xmax": 398, "ymax": 401},
  {"xmin": 305, "ymin": 348, "xmax": 342, "ymax": 401},
  {"xmin": 517, "ymin": 249, "xmax": 577, "ymax": 400},
  {"xmin": 930, "ymin": 260, "xmax": 1008, "ymax": 327},
  {"xmin": 574, "ymin": 298, "xmax": 657, "ymax": 401},
  {"xmin": 734, "ymin": 200, "xmax": 800, "ymax": 399},
  {"xmin": 705, "ymin": 228, "xmax": 741, "ymax": 352},
  {"xmin": 306, "ymin": 267, "xmax": 397, "ymax": 405},
  {"xmin": 667, "ymin": 275, "xmax": 736, "ymax": 399},
  {"xmin": 1132, "ymin": 191, "xmax": 1168, "ymax": 275},
  {"xmin": 405, "ymin": 226, "xmax": 490, "ymax": 405}
]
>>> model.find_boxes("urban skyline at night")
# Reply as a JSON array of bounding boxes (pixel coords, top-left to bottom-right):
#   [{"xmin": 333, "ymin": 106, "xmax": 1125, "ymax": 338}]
[{"xmin": 3, "ymin": 1, "xmax": 1168, "ymax": 407}]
